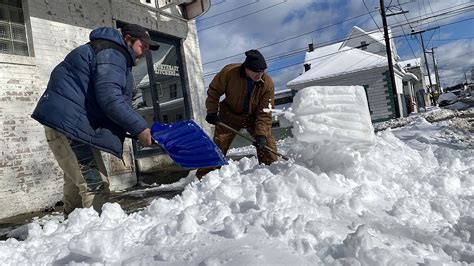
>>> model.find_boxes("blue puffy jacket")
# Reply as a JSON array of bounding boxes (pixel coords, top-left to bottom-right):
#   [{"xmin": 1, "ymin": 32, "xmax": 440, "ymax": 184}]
[{"xmin": 32, "ymin": 27, "xmax": 147, "ymax": 159}]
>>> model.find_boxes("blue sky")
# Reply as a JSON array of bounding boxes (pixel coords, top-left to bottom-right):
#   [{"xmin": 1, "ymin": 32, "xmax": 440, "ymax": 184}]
[{"xmin": 196, "ymin": 0, "xmax": 474, "ymax": 90}]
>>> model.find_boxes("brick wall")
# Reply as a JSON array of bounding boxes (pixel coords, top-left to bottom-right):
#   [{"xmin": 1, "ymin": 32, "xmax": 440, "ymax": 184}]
[
  {"xmin": 0, "ymin": 1, "xmax": 104, "ymax": 219},
  {"xmin": 0, "ymin": 0, "xmax": 206, "ymax": 219},
  {"xmin": 0, "ymin": 59, "xmax": 62, "ymax": 218}
]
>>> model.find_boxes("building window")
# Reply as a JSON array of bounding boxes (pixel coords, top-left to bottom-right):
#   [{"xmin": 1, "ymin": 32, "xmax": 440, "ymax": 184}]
[
  {"xmin": 169, "ymin": 84, "xmax": 177, "ymax": 98},
  {"xmin": 363, "ymin": 85, "xmax": 372, "ymax": 114},
  {"xmin": 175, "ymin": 113, "xmax": 183, "ymax": 120},
  {"xmin": 162, "ymin": 114, "xmax": 169, "ymax": 123},
  {"xmin": 0, "ymin": 0, "xmax": 29, "ymax": 56},
  {"xmin": 275, "ymin": 96, "xmax": 293, "ymax": 106},
  {"xmin": 158, "ymin": 83, "xmax": 163, "ymax": 97},
  {"xmin": 360, "ymin": 41, "xmax": 367, "ymax": 51}
]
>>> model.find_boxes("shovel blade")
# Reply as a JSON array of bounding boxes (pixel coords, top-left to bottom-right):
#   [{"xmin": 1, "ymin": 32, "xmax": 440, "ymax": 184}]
[{"xmin": 151, "ymin": 120, "xmax": 227, "ymax": 169}]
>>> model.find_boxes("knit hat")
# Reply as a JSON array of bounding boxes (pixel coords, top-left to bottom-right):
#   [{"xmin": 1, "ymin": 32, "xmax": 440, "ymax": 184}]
[
  {"xmin": 244, "ymin": 49, "xmax": 267, "ymax": 72},
  {"xmin": 121, "ymin": 23, "xmax": 160, "ymax": 51}
]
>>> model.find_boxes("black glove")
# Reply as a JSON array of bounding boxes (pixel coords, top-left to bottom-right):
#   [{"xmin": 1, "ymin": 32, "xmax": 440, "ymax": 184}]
[
  {"xmin": 254, "ymin": 135, "xmax": 267, "ymax": 150},
  {"xmin": 205, "ymin": 112, "xmax": 219, "ymax": 125}
]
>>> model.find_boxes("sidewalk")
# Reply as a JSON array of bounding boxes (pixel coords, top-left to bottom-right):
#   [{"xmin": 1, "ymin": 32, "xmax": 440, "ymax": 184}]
[
  {"xmin": 0, "ymin": 154, "xmax": 254, "ymax": 241},
  {"xmin": 0, "ymin": 172, "xmax": 187, "ymax": 241}
]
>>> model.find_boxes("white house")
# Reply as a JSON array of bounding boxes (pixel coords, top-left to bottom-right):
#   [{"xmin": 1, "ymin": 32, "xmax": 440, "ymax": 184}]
[
  {"xmin": 287, "ymin": 26, "xmax": 419, "ymax": 122},
  {"xmin": 398, "ymin": 58, "xmax": 433, "ymax": 112},
  {"xmin": 0, "ymin": 0, "xmax": 210, "ymax": 219}
]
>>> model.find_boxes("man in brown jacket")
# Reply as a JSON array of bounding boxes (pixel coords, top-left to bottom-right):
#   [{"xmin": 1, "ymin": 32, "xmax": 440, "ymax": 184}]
[{"xmin": 196, "ymin": 49, "xmax": 278, "ymax": 179}]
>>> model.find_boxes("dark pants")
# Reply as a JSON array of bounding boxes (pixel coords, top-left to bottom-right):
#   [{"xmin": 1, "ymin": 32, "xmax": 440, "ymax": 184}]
[{"xmin": 196, "ymin": 122, "xmax": 278, "ymax": 179}]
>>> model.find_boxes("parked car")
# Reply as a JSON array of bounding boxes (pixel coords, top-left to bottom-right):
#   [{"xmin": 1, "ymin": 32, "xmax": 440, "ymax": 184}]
[
  {"xmin": 438, "ymin": 92, "xmax": 458, "ymax": 107},
  {"xmin": 450, "ymin": 89, "xmax": 463, "ymax": 97}
]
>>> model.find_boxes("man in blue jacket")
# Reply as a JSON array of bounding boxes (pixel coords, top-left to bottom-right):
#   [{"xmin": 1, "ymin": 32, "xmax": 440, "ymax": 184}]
[{"xmin": 32, "ymin": 23, "xmax": 159, "ymax": 215}]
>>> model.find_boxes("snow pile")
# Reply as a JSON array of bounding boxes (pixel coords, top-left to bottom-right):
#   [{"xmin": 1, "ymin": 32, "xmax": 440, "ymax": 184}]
[
  {"xmin": 0, "ymin": 104, "xmax": 472, "ymax": 264},
  {"xmin": 289, "ymin": 86, "xmax": 375, "ymax": 146},
  {"xmin": 374, "ymin": 107, "xmax": 473, "ymax": 131}
]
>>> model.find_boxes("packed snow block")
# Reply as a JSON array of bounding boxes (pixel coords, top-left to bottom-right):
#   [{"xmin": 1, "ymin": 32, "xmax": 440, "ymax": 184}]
[{"xmin": 291, "ymin": 86, "xmax": 375, "ymax": 145}]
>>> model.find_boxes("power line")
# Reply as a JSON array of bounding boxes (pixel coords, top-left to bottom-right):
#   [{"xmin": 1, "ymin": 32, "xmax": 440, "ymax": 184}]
[
  {"xmin": 417, "ymin": 0, "xmax": 423, "ymax": 29},
  {"xmin": 416, "ymin": 0, "xmax": 441, "ymax": 48},
  {"xmin": 363, "ymin": 0, "xmax": 382, "ymax": 31},
  {"xmin": 437, "ymin": 50, "xmax": 474, "ymax": 64},
  {"xmin": 202, "ymin": 9, "xmax": 380, "ymax": 65},
  {"xmin": 202, "ymin": 2, "xmax": 474, "ymax": 66},
  {"xmin": 203, "ymin": 17, "xmax": 474, "ymax": 78},
  {"xmin": 396, "ymin": 0, "xmax": 414, "ymax": 29},
  {"xmin": 204, "ymin": 35, "xmax": 391, "ymax": 78},
  {"xmin": 393, "ymin": 3, "xmax": 474, "ymax": 28},
  {"xmin": 404, "ymin": 9, "xmax": 474, "ymax": 50},
  {"xmin": 267, "ymin": 27, "xmax": 473, "ymax": 76},
  {"xmin": 433, "ymin": 36, "xmax": 474, "ymax": 41},
  {"xmin": 437, "ymin": 65, "xmax": 474, "ymax": 71},
  {"xmin": 421, "ymin": 0, "xmax": 430, "ymax": 27},
  {"xmin": 392, "ymin": 13, "xmax": 418, "ymax": 58},
  {"xmin": 202, "ymin": 16, "xmax": 474, "ymax": 78},
  {"xmin": 199, "ymin": 1, "xmax": 258, "ymax": 22},
  {"xmin": 408, "ymin": 5, "xmax": 474, "ymax": 49},
  {"xmin": 393, "ymin": 0, "xmax": 425, "ymax": 49},
  {"xmin": 425, "ymin": 27, "xmax": 437, "ymax": 47},
  {"xmin": 203, "ymin": 11, "xmax": 474, "ymax": 77},
  {"xmin": 426, "ymin": 0, "xmax": 441, "ymax": 28},
  {"xmin": 198, "ymin": 1, "xmax": 287, "ymax": 32},
  {"xmin": 266, "ymin": 48, "xmax": 308, "ymax": 63}
]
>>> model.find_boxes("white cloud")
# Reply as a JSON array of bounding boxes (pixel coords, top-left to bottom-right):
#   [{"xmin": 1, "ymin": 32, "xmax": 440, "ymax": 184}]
[{"xmin": 436, "ymin": 39, "xmax": 474, "ymax": 87}]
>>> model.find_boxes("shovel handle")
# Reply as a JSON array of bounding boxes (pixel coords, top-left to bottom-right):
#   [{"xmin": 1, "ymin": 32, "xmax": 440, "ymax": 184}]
[
  {"xmin": 217, "ymin": 122, "xmax": 289, "ymax": 161},
  {"xmin": 125, "ymin": 134, "xmax": 156, "ymax": 145},
  {"xmin": 125, "ymin": 133, "xmax": 138, "ymax": 140}
]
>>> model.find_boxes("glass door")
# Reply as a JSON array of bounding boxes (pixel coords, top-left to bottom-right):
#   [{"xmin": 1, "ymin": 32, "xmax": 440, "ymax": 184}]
[{"xmin": 117, "ymin": 22, "xmax": 190, "ymax": 157}]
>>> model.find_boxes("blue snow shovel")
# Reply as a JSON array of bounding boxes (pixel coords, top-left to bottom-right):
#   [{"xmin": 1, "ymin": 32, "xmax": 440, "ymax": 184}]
[{"xmin": 150, "ymin": 120, "xmax": 227, "ymax": 169}]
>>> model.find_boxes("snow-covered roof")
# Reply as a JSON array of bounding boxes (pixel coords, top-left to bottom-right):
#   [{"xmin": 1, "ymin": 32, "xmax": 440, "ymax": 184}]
[
  {"xmin": 304, "ymin": 42, "xmax": 341, "ymax": 64},
  {"xmin": 403, "ymin": 72, "xmax": 419, "ymax": 81},
  {"xmin": 399, "ymin": 58, "xmax": 421, "ymax": 69},
  {"xmin": 275, "ymin": 88, "xmax": 293, "ymax": 98},
  {"xmin": 340, "ymin": 26, "xmax": 385, "ymax": 49},
  {"xmin": 288, "ymin": 46, "xmax": 388, "ymax": 86}
]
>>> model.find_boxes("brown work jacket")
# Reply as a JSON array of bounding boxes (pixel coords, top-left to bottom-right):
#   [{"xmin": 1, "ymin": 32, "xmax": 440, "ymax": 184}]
[{"xmin": 206, "ymin": 64, "xmax": 275, "ymax": 136}]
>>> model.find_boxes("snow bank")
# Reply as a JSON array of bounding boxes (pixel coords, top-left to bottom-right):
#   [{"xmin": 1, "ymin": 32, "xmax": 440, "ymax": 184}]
[{"xmin": 0, "ymin": 103, "xmax": 472, "ymax": 264}]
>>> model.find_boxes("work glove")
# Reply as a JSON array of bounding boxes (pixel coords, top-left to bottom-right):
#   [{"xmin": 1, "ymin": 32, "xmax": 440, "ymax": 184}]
[
  {"xmin": 254, "ymin": 135, "xmax": 267, "ymax": 150},
  {"xmin": 205, "ymin": 112, "xmax": 219, "ymax": 125}
]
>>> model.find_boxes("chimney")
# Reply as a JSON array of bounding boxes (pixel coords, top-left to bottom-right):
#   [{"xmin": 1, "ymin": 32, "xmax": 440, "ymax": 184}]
[
  {"xmin": 308, "ymin": 43, "xmax": 314, "ymax": 52},
  {"xmin": 304, "ymin": 63, "xmax": 311, "ymax": 72}
]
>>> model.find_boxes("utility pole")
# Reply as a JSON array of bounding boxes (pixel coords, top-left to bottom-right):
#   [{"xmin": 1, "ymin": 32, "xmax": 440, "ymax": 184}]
[
  {"xmin": 427, "ymin": 47, "xmax": 441, "ymax": 92},
  {"xmin": 413, "ymin": 30, "xmax": 433, "ymax": 91},
  {"xmin": 380, "ymin": 0, "xmax": 400, "ymax": 118},
  {"xmin": 411, "ymin": 27, "xmax": 438, "ymax": 97}
]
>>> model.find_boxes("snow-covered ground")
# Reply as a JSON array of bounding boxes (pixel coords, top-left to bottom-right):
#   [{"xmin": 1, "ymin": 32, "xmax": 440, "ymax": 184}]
[{"xmin": 0, "ymin": 87, "xmax": 472, "ymax": 265}]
